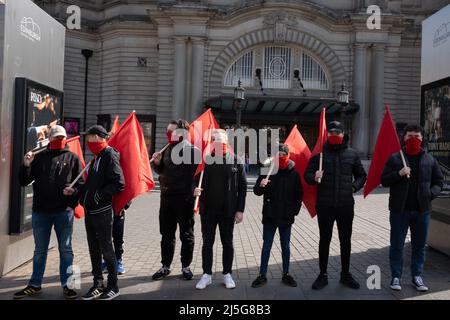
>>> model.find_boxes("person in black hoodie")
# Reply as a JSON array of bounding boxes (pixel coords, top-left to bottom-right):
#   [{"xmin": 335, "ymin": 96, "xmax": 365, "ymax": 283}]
[
  {"xmin": 304, "ymin": 121, "xmax": 367, "ymax": 290},
  {"xmin": 252, "ymin": 144, "xmax": 303, "ymax": 288},
  {"xmin": 14, "ymin": 126, "xmax": 82, "ymax": 300},
  {"xmin": 194, "ymin": 129, "xmax": 247, "ymax": 290},
  {"xmin": 64, "ymin": 125, "xmax": 125, "ymax": 300},
  {"xmin": 151, "ymin": 119, "xmax": 199, "ymax": 281},
  {"xmin": 381, "ymin": 124, "xmax": 443, "ymax": 292}
]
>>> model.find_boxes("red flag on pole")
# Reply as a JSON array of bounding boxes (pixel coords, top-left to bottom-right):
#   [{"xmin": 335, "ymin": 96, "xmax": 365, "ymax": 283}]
[
  {"xmin": 311, "ymin": 107, "xmax": 327, "ymax": 157},
  {"xmin": 188, "ymin": 108, "xmax": 220, "ymax": 177},
  {"xmin": 110, "ymin": 115, "xmax": 120, "ymax": 135},
  {"xmin": 364, "ymin": 105, "xmax": 402, "ymax": 197},
  {"xmin": 285, "ymin": 125, "xmax": 317, "ymax": 217},
  {"xmin": 66, "ymin": 136, "xmax": 86, "ymax": 219},
  {"xmin": 108, "ymin": 112, "xmax": 155, "ymax": 213}
]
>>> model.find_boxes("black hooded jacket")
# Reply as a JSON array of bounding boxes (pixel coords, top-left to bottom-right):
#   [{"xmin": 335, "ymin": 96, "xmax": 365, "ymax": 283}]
[
  {"xmin": 19, "ymin": 146, "xmax": 82, "ymax": 213},
  {"xmin": 254, "ymin": 160, "xmax": 303, "ymax": 226},
  {"xmin": 304, "ymin": 135, "xmax": 367, "ymax": 208}
]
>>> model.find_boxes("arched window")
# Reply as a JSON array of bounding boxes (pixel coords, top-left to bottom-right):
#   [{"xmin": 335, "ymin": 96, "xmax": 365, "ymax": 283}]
[
  {"xmin": 224, "ymin": 46, "xmax": 329, "ymax": 90},
  {"xmin": 224, "ymin": 51, "xmax": 254, "ymax": 87}
]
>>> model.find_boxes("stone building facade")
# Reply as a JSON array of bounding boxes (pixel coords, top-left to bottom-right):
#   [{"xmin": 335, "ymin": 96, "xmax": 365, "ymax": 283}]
[{"xmin": 36, "ymin": 0, "xmax": 450, "ymax": 157}]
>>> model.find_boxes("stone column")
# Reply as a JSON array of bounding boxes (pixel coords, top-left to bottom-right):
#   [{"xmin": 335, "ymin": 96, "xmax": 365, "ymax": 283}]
[
  {"xmin": 369, "ymin": 44, "xmax": 385, "ymax": 156},
  {"xmin": 189, "ymin": 37, "xmax": 206, "ymax": 120},
  {"xmin": 172, "ymin": 37, "xmax": 186, "ymax": 120},
  {"xmin": 352, "ymin": 43, "xmax": 369, "ymax": 156}
]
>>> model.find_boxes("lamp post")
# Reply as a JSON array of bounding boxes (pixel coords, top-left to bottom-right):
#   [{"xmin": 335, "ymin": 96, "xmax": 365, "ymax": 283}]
[
  {"xmin": 82, "ymin": 49, "xmax": 93, "ymax": 154},
  {"xmin": 337, "ymin": 81, "xmax": 350, "ymax": 123},
  {"xmin": 234, "ymin": 79, "xmax": 245, "ymax": 128}
]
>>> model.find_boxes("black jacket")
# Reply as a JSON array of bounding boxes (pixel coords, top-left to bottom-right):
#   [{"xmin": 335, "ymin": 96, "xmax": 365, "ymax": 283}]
[
  {"xmin": 19, "ymin": 146, "xmax": 82, "ymax": 213},
  {"xmin": 304, "ymin": 135, "xmax": 367, "ymax": 207},
  {"xmin": 199, "ymin": 153, "xmax": 247, "ymax": 218},
  {"xmin": 254, "ymin": 160, "xmax": 303, "ymax": 226},
  {"xmin": 381, "ymin": 149, "xmax": 443, "ymax": 213},
  {"xmin": 152, "ymin": 140, "xmax": 199, "ymax": 196},
  {"xmin": 77, "ymin": 147, "xmax": 125, "ymax": 214}
]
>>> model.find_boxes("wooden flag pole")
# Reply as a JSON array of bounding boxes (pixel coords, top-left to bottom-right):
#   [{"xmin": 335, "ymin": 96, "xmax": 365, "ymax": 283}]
[
  {"xmin": 68, "ymin": 162, "xmax": 91, "ymax": 189},
  {"xmin": 318, "ymin": 152, "xmax": 323, "ymax": 183},
  {"xmin": 193, "ymin": 170, "xmax": 204, "ymax": 213},
  {"xmin": 150, "ymin": 143, "xmax": 170, "ymax": 163},
  {"xmin": 399, "ymin": 150, "xmax": 410, "ymax": 179}
]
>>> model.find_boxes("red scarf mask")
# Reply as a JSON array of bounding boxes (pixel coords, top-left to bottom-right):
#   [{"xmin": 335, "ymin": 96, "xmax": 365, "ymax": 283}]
[
  {"xmin": 405, "ymin": 137, "xmax": 422, "ymax": 155},
  {"xmin": 87, "ymin": 141, "xmax": 108, "ymax": 155},
  {"xmin": 328, "ymin": 135, "xmax": 343, "ymax": 145},
  {"xmin": 49, "ymin": 138, "xmax": 67, "ymax": 150},
  {"xmin": 278, "ymin": 155, "xmax": 290, "ymax": 170}
]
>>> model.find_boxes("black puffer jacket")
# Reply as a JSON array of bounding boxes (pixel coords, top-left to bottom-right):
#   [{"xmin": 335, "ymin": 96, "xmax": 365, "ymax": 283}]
[
  {"xmin": 381, "ymin": 149, "xmax": 443, "ymax": 213},
  {"xmin": 19, "ymin": 146, "xmax": 82, "ymax": 213},
  {"xmin": 253, "ymin": 160, "xmax": 303, "ymax": 226},
  {"xmin": 152, "ymin": 140, "xmax": 200, "ymax": 196},
  {"xmin": 199, "ymin": 153, "xmax": 247, "ymax": 218},
  {"xmin": 304, "ymin": 135, "xmax": 367, "ymax": 207},
  {"xmin": 77, "ymin": 147, "xmax": 125, "ymax": 214}
]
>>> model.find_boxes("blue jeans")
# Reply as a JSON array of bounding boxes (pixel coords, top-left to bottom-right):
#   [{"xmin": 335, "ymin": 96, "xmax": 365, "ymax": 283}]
[
  {"xmin": 29, "ymin": 209, "xmax": 74, "ymax": 288},
  {"xmin": 259, "ymin": 223, "xmax": 292, "ymax": 275},
  {"xmin": 389, "ymin": 211, "xmax": 430, "ymax": 279}
]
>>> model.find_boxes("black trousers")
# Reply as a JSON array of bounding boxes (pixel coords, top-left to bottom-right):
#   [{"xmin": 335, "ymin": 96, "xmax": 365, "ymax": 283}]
[
  {"xmin": 159, "ymin": 194, "xmax": 195, "ymax": 268},
  {"xmin": 316, "ymin": 205, "xmax": 354, "ymax": 275},
  {"xmin": 85, "ymin": 210, "xmax": 118, "ymax": 289},
  {"xmin": 201, "ymin": 211, "xmax": 235, "ymax": 275},
  {"xmin": 112, "ymin": 212, "xmax": 125, "ymax": 260}
]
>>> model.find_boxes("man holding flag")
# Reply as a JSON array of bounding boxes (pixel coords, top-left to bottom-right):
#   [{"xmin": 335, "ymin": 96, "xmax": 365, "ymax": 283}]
[
  {"xmin": 64, "ymin": 125, "xmax": 125, "ymax": 300},
  {"xmin": 151, "ymin": 119, "xmax": 199, "ymax": 281},
  {"xmin": 14, "ymin": 125, "xmax": 82, "ymax": 300},
  {"xmin": 305, "ymin": 121, "xmax": 367, "ymax": 290},
  {"xmin": 381, "ymin": 124, "xmax": 443, "ymax": 292},
  {"xmin": 194, "ymin": 129, "xmax": 247, "ymax": 290}
]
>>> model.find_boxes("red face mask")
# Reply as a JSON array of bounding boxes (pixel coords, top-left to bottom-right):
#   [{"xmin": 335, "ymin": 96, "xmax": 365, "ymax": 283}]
[
  {"xmin": 405, "ymin": 137, "xmax": 422, "ymax": 155},
  {"xmin": 49, "ymin": 138, "xmax": 66, "ymax": 150},
  {"xmin": 278, "ymin": 155, "xmax": 290, "ymax": 170},
  {"xmin": 328, "ymin": 135, "xmax": 343, "ymax": 145},
  {"xmin": 87, "ymin": 141, "xmax": 108, "ymax": 155},
  {"xmin": 166, "ymin": 130, "xmax": 181, "ymax": 144}
]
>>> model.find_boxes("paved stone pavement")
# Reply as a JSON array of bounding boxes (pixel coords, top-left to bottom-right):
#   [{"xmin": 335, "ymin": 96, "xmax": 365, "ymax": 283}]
[{"xmin": 1, "ymin": 189, "xmax": 449, "ymax": 300}]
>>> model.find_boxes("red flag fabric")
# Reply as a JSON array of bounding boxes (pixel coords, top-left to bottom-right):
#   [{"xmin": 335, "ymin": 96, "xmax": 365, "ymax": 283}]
[
  {"xmin": 110, "ymin": 115, "xmax": 120, "ymax": 135},
  {"xmin": 285, "ymin": 125, "xmax": 317, "ymax": 217},
  {"xmin": 66, "ymin": 136, "xmax": 86, "ymax": 219},
  {"xmin": 364, "ymin": 105, "xmax": 402, "ymax": 197},
  {"xmin": 311, "ymin": 107, "xmax": 327, "ymax": 157},
  {"xmin": 188, "ymin": 108, "xmax": 220, "ymax": 177},
  {"xmin": 108, "ymin": 112, "xmax": 155, "ymax": 213}
]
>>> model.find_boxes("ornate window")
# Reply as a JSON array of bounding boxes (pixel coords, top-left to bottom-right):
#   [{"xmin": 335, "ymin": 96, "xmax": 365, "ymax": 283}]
[
  {"xmin": 224, "ymin": 51, "xmax": 254, "ymax": 87},
  {"xmin": 224, "ymin": 46, "xmax": 329, "ymax": 90}
]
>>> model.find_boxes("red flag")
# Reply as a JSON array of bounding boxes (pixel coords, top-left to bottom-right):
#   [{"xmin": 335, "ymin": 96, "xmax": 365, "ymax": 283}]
[
  {"xmin": 110, "ymin": 115, "xmax": 120, "ymax": 135},
  {"xmin": 108, "ymin": 112, "xmax": 155, "ymax": 213},
  {"xmin": 311, "ymin": 107, "xmax": 327, "ymax": 156},
  {"xmin": 364, "ymin": 105, "xmax": 402, "ymax": 197},
  {"xmin": 285, "ymin": 125, "xmax": 317, "ymax": 217},
  {"xmin": 188, "ymin": 108, "xmax": 220, "ymax": 177},
  {"xmin": 66, "ymin": 136, "xmax": 86, "ymax": 219}
]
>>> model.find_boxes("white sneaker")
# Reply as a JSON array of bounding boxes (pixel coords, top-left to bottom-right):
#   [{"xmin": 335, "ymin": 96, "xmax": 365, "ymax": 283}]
[
  {"xmin": 196, "ymin": 274, "xmax": 212, "ymax": 290},
  {"xmin": 223, "ymin": 273, "xmax": 236, "ymax": 289},
  {"xmin": 412, "ymin": 276, "xmax": 429, "ymax": 292},
  {"xmin": 390, "ymin": 277, "xmax": 402, "ymax": 291}
]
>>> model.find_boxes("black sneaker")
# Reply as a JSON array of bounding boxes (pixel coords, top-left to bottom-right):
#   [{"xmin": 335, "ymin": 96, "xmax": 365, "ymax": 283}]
[
  {"xmin": 13, "ymin": 285, "xmax": 42, "ymax": 299},
  {"xmin": 152, "ymin": 266, "xmax": 170, "ymax": 280},
  {"xmin": 312, "ymin": 273, "xmax": 328, "ymax": 290},
  {"xmin": 251, "ymin": 274, "xmax": 268, "ymax": 288},
  {"xmin": 98, "ymin": 287, "xmax": 120, "ymax": 300},
  {"xmin": 282, "ymin": 273, "xmax": 297, "ymax": 287},
  {"xmin": 63, "ymin": 286, "xmax": 78, "ymax": 299},
  {"xmin": 182, "ymin": 267, "xmax": 193, "ymax": 280},
  {"xmin": 340, "ymin": 272, "xmax": 360, "ymax": 289},
  {"xmin": 81, "ymin": 285, "xmax": 104, "ymax": 300}
]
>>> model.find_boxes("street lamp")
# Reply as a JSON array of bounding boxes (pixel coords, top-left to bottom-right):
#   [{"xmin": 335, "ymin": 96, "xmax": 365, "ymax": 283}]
[
  {"xmin": 337, "ymin": 82, "xmax": 349, "ymax": 106},
  {"xmin": 234, "ymin": 79, "xmax": 245, "ymax": 128}
]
